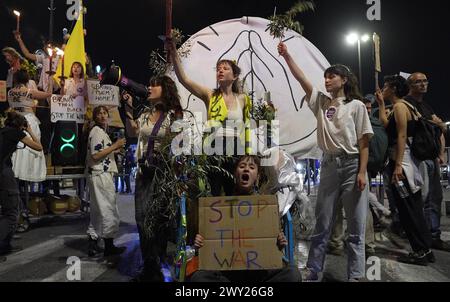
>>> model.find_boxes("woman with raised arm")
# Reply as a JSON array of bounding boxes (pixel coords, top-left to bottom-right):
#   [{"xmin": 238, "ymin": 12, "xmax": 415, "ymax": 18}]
[
  {"xmin": 167, "ymin": 35, "xmax": 252, "ymax": 196},
  {"xmin": 278, "ymin": 42, "xmax": 373, "ymax": 282},
  {"xmin": 1, "ymin": 111, "xmax": 42, "ymax": 259}
]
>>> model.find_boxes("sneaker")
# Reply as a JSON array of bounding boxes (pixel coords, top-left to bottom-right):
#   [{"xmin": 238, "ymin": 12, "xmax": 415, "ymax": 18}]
[
  {"xmin": 303, "ymin": 268, "xmax": 319, "ymax": 282},
  {"xmin": 87, "ymin": 238, "xmax": 104, "ymax": 257},
  {"xmin": 397, "ymin": 252, "xmax": 428, "ymax": 266},
  {"xmin": 104, "ymin": 245, "xmax": 126, "ymax": 257},
  {"xmin": 426, "ymin": 250, "xmax": 436, "ymax": 263},
  {"xmin": 431, "ymin": 239, "xmax": 450, "ymax": 252}
]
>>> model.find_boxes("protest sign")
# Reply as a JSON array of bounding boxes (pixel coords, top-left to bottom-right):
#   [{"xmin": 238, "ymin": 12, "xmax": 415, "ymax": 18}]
[
  {"xmin": 87, "ymin": 79, "xmax": 119, "ymax": 106},
  {"xmin": 198, "ymin": 195, "xmax": 282, "ymax": 271},
  {"xmin": 50, "ymin": 95, "xmax": 85, "ymax": 123},
  {"xmin": 0, "ymin": 81, "xmax": 6, "ymax": 102}
]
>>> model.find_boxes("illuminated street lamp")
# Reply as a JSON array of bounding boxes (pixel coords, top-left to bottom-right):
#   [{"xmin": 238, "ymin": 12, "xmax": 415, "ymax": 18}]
[{"xmin": 346, "ymin": 32, "xmax": 370, "ymax": 93}]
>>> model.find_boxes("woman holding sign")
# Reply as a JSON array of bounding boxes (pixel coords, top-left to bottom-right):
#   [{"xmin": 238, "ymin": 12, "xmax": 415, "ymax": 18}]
[
  {"xmin": 189, "ymin": 155, "xmax": 302, "ymax": 282},
  {"xmin": 61, "ymin": 62, "xmax": 87, "ymax": 99},
  {"xmin": 124, "ymin": 75, "xmax": 182, "ymax": 281}
]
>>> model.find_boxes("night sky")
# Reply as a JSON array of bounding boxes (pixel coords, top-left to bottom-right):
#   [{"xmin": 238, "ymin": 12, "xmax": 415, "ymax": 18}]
[{"xmin": 1, "ymin": 0, "xmax": 449, "ymax": 120}]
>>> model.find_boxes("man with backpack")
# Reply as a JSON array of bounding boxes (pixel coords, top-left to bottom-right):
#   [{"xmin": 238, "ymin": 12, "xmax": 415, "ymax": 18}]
[{"xmin": 405, "ymin": 72, "xmax": 449, "ymax": 252}]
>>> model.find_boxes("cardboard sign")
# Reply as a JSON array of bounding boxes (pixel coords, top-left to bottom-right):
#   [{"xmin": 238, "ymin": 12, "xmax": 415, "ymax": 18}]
[
  {"xmin": 87, "ymin": 79, "xmax": 120, "ymax": 106},
  {"xmin": 50, "ymin": 95, "xmax": 85, "ymax": 123},
  {"xmin": 198, "ymin": 195, "xmax": 282, "ymax": 271},
  {"xmin": 0, "ymin": 81, "xmax": 6, "ymax": 102},
  {"xmin": 108, "ymin": 106, "xmax": 125, "ymax": 129},
  {"xmin": 7, "ymin": 89, "xmax": 35, "ymax": 108}
]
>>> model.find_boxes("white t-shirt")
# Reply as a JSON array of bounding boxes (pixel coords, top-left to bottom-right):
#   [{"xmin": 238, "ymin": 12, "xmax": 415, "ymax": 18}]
[
  {"xmin": 36, "ymin": 54, "xmax": 60, "ymax": 91},
  {"xmin": 86, "ymin": 125, "xmax": 118, "ymax": 175},
  {"xmin": 308, "ymin": 88, "xmax": 373, "ymax": 155},
  {"xmin": 7, "ymin": 85, "xmax": 35, "ymax": 110},
  {"xmin": 136, "ymin": 111, "xmax": 171, "ymax": 161},
  {"xmin": 63, "ymin": 78, "xmax": 87, "ymax": 98}
]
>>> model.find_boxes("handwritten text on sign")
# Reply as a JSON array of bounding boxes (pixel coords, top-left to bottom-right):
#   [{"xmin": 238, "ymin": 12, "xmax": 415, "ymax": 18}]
[
  {"xmin": 50, "ymin": 95, "xmax": 85, "ymax": 123},
  {"xmin": 198, "ymin": 195, "xmax": 282, "ymax": 271},
  {"xmin": 87, "ymin": 80, "xmax": 120, "ymax": 106},
  {"xmin": 7, "ymin": 90, "xmax": 35, "ymax": 109},
  {"xmin": 0, "ymin": 81, "xmax": 6, "ymax": 102}
]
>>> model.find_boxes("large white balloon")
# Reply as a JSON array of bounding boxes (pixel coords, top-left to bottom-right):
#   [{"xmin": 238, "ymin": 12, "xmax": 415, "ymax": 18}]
[{"xmin": 170, "ymin": 17, "xmax": 330, "ymax": 158}]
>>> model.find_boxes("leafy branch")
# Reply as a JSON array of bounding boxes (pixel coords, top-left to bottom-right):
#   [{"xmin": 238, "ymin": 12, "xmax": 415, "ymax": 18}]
[
  {"xmin": 149, "ymin": 28, "xmax": 191, "ymax": 77},
  {"xmin": 266, "ymin": 0, "xmax": 315, "ymax": 39}
]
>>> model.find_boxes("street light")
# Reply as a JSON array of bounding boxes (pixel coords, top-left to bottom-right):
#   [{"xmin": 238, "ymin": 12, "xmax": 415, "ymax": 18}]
[{"xmin": 346, "ymin": 32, "xmax": 370, "ymax": 93}]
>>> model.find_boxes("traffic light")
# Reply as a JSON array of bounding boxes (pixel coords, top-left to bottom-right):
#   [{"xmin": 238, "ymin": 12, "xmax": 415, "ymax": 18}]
[{"xmin": 52, "ymin": 121, "xmax": 79, "ymax": 166}]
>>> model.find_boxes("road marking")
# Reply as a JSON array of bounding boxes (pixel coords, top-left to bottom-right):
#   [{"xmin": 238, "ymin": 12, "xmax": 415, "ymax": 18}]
[
  {"xmin": 383, "ymin": 258, "xmax": 450, "ymax": 282},
  {"xmin": 0, "ymin": 235, "xmax": 86, "ymax": 276}
]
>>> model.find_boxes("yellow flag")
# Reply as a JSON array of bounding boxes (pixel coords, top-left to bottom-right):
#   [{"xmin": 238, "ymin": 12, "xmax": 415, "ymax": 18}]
[{"xmin": 54, "ymin": 3, "xmax": 86, "ymax": 82}]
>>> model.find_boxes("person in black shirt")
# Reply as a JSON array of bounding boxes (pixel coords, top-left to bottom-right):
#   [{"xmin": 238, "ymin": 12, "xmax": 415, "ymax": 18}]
[
  {"xmin": 404, "ymin": 72, "xmax": 450, "ymax": 252},
  {"xmin": 0, "ymin": 111, "xmax": 43, "ymax": 261},
  {"xmin": 376, "ymin": 75, "xmax": 434, "ymax": 265}
]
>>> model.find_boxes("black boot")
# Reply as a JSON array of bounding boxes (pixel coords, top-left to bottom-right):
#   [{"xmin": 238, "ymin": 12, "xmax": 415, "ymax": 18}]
[
  {"xmin": 103, "ymin": 238, "xmax": 126, "ymax": 257},
  {"xmin": 87, "ymin": 237, "xmax": 104, "ymax": 257}
]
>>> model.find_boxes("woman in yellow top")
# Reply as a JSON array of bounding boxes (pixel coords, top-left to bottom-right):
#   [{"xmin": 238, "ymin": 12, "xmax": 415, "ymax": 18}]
[{"xmin": 167, "ymin": 36, "xmax": 252, "ymax": 196}]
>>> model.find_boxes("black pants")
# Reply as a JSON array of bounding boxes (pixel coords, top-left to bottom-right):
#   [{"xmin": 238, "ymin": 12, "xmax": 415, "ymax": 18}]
[
  {"xmin": 387, "ymin": 161, "xmax": 432, "ymax": 252},
  {"xmin": 134, "ymin": 171, "xmax": 167, "ymax": 280},
  {"xmin": 189, "ymin": 266, "xmax": 302, "ymax": 282},
  {"xmin": 0, "ymin": 189, "xmax": 20, "ymax": 251},
  {"xmin": 124, "ymin": 170, "xmax": 132, "ymax": 193}
]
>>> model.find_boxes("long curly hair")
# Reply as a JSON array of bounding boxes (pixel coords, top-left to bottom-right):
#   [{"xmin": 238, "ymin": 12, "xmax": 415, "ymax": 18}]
[
  {"xmin": 324, "ymin": 64, "xmax": 362, "ymax": 102},
  {"xmin": 149, "ymin": 75, "xmax": 182, "ymax": 117},
  {"xmin": 384, "ymin": 75, "xmax": 409, "ymax": 98}
]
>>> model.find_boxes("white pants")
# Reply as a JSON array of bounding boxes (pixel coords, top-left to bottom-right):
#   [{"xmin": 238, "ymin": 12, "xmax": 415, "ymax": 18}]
[{"xmin": 87, "ymin": 172, "xmax": 120, "ymax": 238}]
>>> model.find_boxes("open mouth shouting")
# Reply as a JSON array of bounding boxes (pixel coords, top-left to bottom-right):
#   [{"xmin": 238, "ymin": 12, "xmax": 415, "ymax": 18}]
[{"xmin": 240, "ymin": 173, "xmax": 250, "ymax": 185}]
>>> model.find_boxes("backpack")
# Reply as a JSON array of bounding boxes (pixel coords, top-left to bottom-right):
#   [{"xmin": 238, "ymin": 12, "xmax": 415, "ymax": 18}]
[
  {"xmin": 367, "ymin": 116, "xmax": 389, "ymax": 177},
  {"xmin": 402, "ymin": 101, "xmax": 442, "ymax": 161}
]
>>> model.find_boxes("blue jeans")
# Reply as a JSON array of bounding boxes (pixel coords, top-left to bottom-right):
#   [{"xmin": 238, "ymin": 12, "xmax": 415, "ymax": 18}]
[
  {"xmin": 421, "ymin": 159, "xmax": 443, "ymax": 240},
  {"xmin": 307, "ymin": 154, "xmax": 368, "ymax": 280}
]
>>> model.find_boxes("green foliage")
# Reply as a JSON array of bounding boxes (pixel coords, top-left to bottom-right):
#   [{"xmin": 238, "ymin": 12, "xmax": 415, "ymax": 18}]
[
  {"xmin": 20, "ymin": 59, "xmax": 38, "ymax": 80},
  {"xmin": 149, "ymin": 28, "xmax": 188, "ymax": 78},
  {"xmin": 252, "ymin": 96, "xmax": 277, "ymax": 122},
  {"xmin": 142, "ymin": 127, "xmax": 234, "ymax": 239},
  {"xmin": 266, "ymin": 0, "xmax": 315, "ymax": 39}
]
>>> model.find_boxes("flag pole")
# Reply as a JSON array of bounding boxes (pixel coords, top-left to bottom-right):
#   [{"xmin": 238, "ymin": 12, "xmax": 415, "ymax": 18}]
[{"xmin": 165, "ymin": 0, "xmax": 173, "ymax": 63}]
